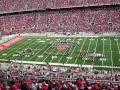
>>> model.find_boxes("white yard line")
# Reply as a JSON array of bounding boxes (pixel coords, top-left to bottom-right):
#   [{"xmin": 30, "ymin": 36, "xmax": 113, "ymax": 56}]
[
  {"xmin": 49, "ymin": 38, "xmax": 67, "ymax": 63},
  {"xmin": 49, "ymin": 43, "xmax": 65, "ymax": 63},
  {"xmin": 20, "ymin": 41, "xmax": 44, "ymax": 63},
  {"xmin": 57, "ymin": 37, "xmax": 72, "ymax": 63},
  {"xmin": 109, "ymin": 37, "xmax": 113, "ymax": 67},
  {"xmin": 82, "ymin": 37, "xmax": 93, "ymax": 65},
  {"xmin": 34, "ymin": 39, "xmax": 55, "ymax": 62},
  {"xmin": 115, "ymin": 37, "xmax": 120, "ymax": 54},
  {"xmin": 13, "ymin": 38, "xmax": 43, "ymax": 61},
  {"xmin": 74, "ymin": 37, "xmax": 87, "ymax": 64},
  {"xmin": 40, "ymin": 44, "xmax": 54, "ymax": 62},
  {"xmin": 57, "ymin": 49, "xmax": 68, "ymax": 63},
  {"xmin": 25, "ymin": 42, "xmax": 47, "ymax": 61},
  {"xmin": 35, "ymin": 44, "xmax": 52, "ymax": 61},
  {"xmin": 0, "ymin": 40, "xmax": 24, "ymax": 55},
  {"xmin": 65, "ymin": 38, "xmax": 77, "ymax": 63},
  {"xmin": 102, "ymin": 37, "xmax": 105, "ymax": 66},
  {"xmin": 92, "ymin": 37, "xmax": 98, "ymax": 66},
  {"xmin": 42, "ymin": 38, "xmax": 65, "ymax": 62},
  {"xmin": 3, "ymin": 39, "xmax": 34, "ymax": 59},
  {"xmin": 29, "ymin": 38, "xmax": 53, "ymax": 61},
  {"xmin": 35, "ymin": 39, "xmax": 54, "ymax": 61}
]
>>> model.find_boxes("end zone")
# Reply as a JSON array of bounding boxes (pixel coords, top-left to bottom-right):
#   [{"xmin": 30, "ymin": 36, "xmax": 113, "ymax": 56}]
[{"xmin": 0, "ymin": 36, "xmax": 23, "ymax": 51}]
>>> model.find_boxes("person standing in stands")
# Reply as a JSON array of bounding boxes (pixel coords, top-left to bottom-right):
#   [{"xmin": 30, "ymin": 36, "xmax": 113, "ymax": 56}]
[
  {"xmin": 80, "ymin": 77, "xmax": 85, "ymax": 90},
  {"xmin": 42, "ymin": 81, "xmax": 48, "ymax": 90},
  {"xmin": 10, "ymin": 80, "xmax": 18, "ymax": 90},
  {"xmin": 20, "ymin": 82, "xmax": 28, "ymax": 90},
  {"xmin": 0, "ymin": 82, "xmax": 4, "ymax": 90},
  {"xmin": 75, "ymin": 78, "xmax": 81, "ymax": 89}
]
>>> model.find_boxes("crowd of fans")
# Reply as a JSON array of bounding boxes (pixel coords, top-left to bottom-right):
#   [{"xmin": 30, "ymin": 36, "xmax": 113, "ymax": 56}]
[
  {"xmin": 0, "ymin": 0, "xmax": 119, "ymax": 13},
  {"xmin": 0, "ymin": 63, "xmax": 120, "ymax": 90},
  {"xmin": 0, "ymin": 7, "xmax": 120, "ymax": 35}
]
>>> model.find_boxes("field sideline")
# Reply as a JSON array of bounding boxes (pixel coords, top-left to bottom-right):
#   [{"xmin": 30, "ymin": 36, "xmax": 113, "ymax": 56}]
[{"xmin": 0, "ymin": 36, "xmax": 120, "ymax": 68}]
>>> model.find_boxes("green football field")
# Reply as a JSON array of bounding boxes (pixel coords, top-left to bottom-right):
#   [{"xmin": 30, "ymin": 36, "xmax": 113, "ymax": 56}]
[{"xmin": 0, "ymin": 36, "xmax": 120, "ymax": 68}]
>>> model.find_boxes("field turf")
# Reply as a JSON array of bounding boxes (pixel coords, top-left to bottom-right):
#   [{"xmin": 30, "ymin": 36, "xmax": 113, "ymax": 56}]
[{"xmin": 0, "ymin": 36, "xmax": 120, "ymax": 68}]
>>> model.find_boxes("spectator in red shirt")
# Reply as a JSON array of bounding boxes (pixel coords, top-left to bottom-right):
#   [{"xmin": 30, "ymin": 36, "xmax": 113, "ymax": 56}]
[
  {"xmin": 80, "ymin": 78, "xmax": 85, "ymax": 90},
  {"xmin": 48, "ymin": 80, "xmax": 54, "ymax": 90},
  {"xmin": 75, "ymin": 78, "xmax": 81, "ymax": 89},
  {"xmin": 42, "ymin": 81, "xmax": 48, "ymax": 90},
  {"xmin": 0, "ymin": 82, "xmax": 4, "ymax": 90},
  {"xmin": 114, "ymin": 85, "xmax": 118, "ymax": 90},
  {"xmin": 14, "ymin": 81, "xmax": 20, "ymax": 89},
  {"xmin": 67, "ymin": 83, "xmax": 72, "ymax": 90},
  {"xmin": 10, "ymin": 80, "xmax": 18, "ymax": 90},
  {"xmin": 91, "ymin": 83, "xmax": 99, "ymax": 90},
  {"xmin": 26, "ymin": 79, "xmax": 32, "ymax": 86}
]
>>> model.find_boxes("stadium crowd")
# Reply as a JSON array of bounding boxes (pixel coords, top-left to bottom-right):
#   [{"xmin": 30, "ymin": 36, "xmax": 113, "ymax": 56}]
[
  {"xmin": 0, "ymin": 63, "xmax": 120, "ymax": 90},
  {"xmin": 0, "ymin": 7, "xmax": 120, "ymax": 35},
  {"xmin": 0, "ymin": 0, "xmax": 119, "ymax": 13}
]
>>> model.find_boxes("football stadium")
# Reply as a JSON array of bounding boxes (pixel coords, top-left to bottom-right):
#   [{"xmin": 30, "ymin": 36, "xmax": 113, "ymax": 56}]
[
  {"xmin": 0, "ymin": 0, "xmax": 120, "ymax": 90},
  {"xmin": 0, "ymin": 35, "xmax": 120, "ymax": 68}
]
